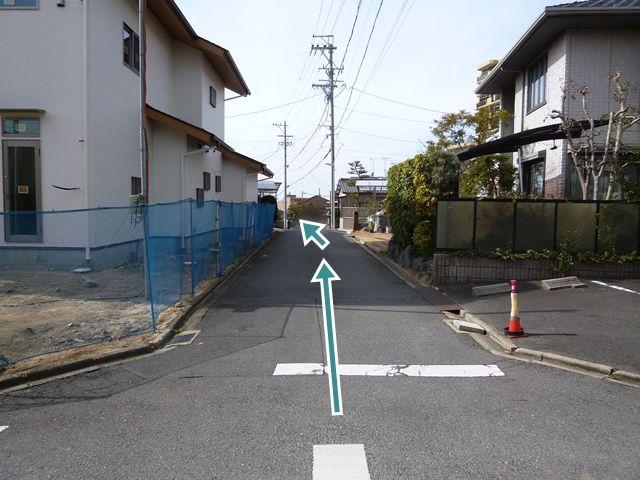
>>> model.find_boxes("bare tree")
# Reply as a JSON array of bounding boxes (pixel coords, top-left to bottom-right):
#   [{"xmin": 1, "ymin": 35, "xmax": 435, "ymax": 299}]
[{"xmin": 550, "ymin": 73, "xmax": 639, "ymax": 200}]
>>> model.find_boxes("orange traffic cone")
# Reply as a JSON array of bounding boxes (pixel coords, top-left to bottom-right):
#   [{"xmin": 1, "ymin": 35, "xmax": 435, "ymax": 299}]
[{"xmin": 504, "ymin": 279, "xmax": 528, "ymax": 338}]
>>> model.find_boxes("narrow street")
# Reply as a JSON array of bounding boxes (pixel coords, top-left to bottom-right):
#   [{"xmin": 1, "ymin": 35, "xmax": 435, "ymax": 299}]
[{"xmin": 1, "ymin": 229, "xmax": 639, "ymax": 479}]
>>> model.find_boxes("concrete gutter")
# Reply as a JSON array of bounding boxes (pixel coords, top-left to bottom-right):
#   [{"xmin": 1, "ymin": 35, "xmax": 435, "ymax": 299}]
[
  {"xmin": 0, "ymin": 234, "xmax": 275, "ymax": 392},
  {"xmin": 354, "ymin": 238, "xmax": 640, "ymax": 389}
]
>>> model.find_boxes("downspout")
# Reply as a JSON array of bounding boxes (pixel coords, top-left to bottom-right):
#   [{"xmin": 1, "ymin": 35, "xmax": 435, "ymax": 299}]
[
  {"xmin": 518, "ymin": 70, "xmax": 526, "ymax": 193},
  {"xmin": 82, "ymin": 0, "xmax": 91, "ymax": 261},
  {"xmin": 139, "ymin": 0, "xmax": 148, "ymax": 201}
]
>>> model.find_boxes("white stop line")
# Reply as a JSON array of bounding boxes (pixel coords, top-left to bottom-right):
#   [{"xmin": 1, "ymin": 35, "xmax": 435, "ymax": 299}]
[
  {"xmin": 313, "ymin": 444, "xmax": 371, "ymax": 480},
  {"xmin": 274, "ymin": 363, "xmax": 504, "ymax": 377},
  {"xmin": 0, "ymin": 426, "xmax": 8, "ymax": 433}
]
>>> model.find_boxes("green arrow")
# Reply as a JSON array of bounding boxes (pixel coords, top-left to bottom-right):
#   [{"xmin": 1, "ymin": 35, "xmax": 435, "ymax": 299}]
[
  {"xmin": 300, "ymin": 220, "xmax": 330, "ymax": 250},
  {"xmin": 311, "ymin": 258, "xmax": 343, "ymax": 416}
]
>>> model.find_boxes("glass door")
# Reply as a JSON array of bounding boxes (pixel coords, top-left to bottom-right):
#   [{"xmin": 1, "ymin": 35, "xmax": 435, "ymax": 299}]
[{"xmin": 3, "ymin": 140, "xmax": 41, "ymax": 242}]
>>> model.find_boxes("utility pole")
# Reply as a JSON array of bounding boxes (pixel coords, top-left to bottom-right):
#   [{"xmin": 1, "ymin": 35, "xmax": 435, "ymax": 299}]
[
  {"xmin": 274, "ymin": 122, "xmax": 293, "ymax": 230},
  {"xmin": 311, "ymin": 35, "xmax": 341, "ymax": 230}
]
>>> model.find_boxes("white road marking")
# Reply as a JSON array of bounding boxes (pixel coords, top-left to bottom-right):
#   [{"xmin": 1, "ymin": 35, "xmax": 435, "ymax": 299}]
[
  {"xmin": 0, "ymin": 426, "xmax": 8, "ymax": 433},
  {"xmin": 591, "ymin": 280, "xmax": 640, "ymax": 295},
  {"xmin": 313, "ymin": 444, "xmax": 371, "ymax": 480},
  {"xmin": 273, "ymin": 363, "xmax": 504, "ymax": 377}
]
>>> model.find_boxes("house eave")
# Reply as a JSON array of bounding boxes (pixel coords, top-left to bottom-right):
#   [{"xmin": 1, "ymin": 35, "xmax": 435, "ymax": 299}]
[
  {"xmin": 456, "ymin": 120, "xmax": 608, "ymax": 161},
  {"xmin": 476, "ymin": 6, "xmax": 640, "ymax": 94},
  {"xmin": 145, "ymin": 104, "xmax": 271, "ymax": 177},
  {"xmin": 147, "ymin": 0, "xmax": 250, "ymax": 96}
]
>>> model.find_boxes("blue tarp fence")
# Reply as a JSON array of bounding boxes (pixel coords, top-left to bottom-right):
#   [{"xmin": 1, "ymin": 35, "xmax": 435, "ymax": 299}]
[
  {"xmin": 145, "ymin": 199, "xmax": 275, "ymax": 325},
  {"xmin": 0, "ymin": 200, "xmax": 275, "ymax": 364}
]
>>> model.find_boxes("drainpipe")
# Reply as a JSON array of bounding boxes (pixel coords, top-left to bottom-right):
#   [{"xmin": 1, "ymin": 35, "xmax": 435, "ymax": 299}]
[
  {"xmin": 139, "ymin": 0, "xmax": 147, "ymax": 200},
  {"xmin": 82, "ymin": 0, "xmax": 91, "ymax": 261},
  {"xmin": 517, "ymin": 147, "xmax": 524, "ymax": 192},
  {"xmin": 180, "ymin": 147, "xmax": 211, "ymax": 248}
]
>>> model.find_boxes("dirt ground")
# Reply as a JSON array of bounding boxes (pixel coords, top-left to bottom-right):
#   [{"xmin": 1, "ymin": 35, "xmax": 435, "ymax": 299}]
[
  {"xmin": 0, "ymin": 265, "xmax": 153, "ymax": 364},
  {"xmin": 354, "ymin": 230, "xmax": 391, "ymax": 254}
]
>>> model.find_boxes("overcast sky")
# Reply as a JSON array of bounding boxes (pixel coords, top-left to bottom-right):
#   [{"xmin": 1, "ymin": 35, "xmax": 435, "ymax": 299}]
[{"xmin": 175, "ymin": 0, "xmax": 553, "ymax": 199}]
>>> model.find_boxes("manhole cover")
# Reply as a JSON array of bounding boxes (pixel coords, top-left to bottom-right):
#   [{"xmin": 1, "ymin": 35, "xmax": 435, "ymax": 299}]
[{"xmin": 165, "ymin": 330, "xmax": 200, "ymax": 347}]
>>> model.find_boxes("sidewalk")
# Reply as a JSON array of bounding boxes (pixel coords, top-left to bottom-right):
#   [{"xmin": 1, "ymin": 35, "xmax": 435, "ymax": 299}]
[
  {"xmin": 350, "ymin": 231, "xmax": 640, "ymax": 384},
  {"xmin": 439, "ymin": 280, "xmax": 640, "ymax": 377}
]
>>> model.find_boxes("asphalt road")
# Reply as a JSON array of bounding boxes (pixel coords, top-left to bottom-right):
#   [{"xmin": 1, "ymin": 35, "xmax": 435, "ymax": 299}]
[{"xmin": 1, "ymin": 229, "xmax": 639, "ymax": 479}]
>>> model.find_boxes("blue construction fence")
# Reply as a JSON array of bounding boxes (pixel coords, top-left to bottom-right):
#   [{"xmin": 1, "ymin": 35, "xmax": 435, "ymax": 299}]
[
  {"xmin": 0, "ymin": 200, "xmax": 275, "ymax": 366},
  {"xmin": 145, "ymin": 199, "xmax": 275, "ymax": 324}
]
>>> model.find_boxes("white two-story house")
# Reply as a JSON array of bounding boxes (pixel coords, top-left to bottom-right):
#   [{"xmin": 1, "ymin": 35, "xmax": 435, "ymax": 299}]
[
  {"xmin": 463, "ymin": 0, "xmax": 640, "ymax": 199},
  {"xmin": 0, "ymin": 0, "xmax": 271, "ymax": 249}
]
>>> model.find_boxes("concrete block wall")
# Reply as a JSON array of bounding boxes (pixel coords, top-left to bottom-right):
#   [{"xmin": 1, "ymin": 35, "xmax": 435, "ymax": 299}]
[{"xmin": 432, "ymin": 253, "xmax": 640, "ymax": 285}]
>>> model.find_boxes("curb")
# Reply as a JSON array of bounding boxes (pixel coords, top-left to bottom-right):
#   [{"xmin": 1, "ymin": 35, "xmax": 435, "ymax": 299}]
[
  {"xmin": 459, "ymin": 310, "xmax": 638, "ymax": 387},
  {"xmin": 354, "ymin": 239, "xmax": 640, "ymax": 389},
  {"xmin": 0, "ymin": 233, "xmax": 276, "ymax": 392}
]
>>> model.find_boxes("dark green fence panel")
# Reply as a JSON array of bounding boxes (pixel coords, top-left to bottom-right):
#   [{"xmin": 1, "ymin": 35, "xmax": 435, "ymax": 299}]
[
  {"xmin": 514, "ymin": 202, "xmax": 556, "ymax": 251},
  {"xmin": 597, "ymin": 203, "xmax": 639, "ymax": 254},
  {"xmin": 436, "ymin": 201, "xmax": 474, "ymax": 250},
  {"xmin": 436, "ymin": 199, "xmax": 639, "ymax": 254},
  {"xmin": 475, "ymin": 201, "xmax": 514, "ymax": 250},
  {"xmin": 556, "ymin": 203, "xmax": 597, "ymax": 252}
]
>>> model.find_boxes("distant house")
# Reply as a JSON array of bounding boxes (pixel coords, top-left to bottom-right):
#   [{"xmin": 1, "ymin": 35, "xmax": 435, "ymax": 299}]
[
  {"xmin": 336, "ymin": 178, "xmax": 387, "ymax": 211},
  {"xmin": 257, "ymin": 179, "xmax": 281, "ymax": 199},
  {"xmin": 463, "ymin": 0, "xmax": 640, "ymax": 199},
  {"xmin": 1, "ymin": 0, "xmax": 272, "ymax": 246},
  {"xmin": 335, "ymin": 177, "xmax": 387, "ymax": 231}
]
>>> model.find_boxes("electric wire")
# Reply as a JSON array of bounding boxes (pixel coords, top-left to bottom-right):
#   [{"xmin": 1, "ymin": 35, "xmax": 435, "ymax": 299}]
[
  {"xmin": 335, "ymin": 0, "xmax": 384, "ymax": 129},
  {"xmin": 338, "ymin": 0, "xmax": 362, "ymax": 71},
  {"xmin": 339, "ymin": 0, "xmax": 416, "ymax": 128},
  {"xmin": 340, "ymin": 126, "xmax": 420, "ymax": 144},
  {"xmin": 348, "ymin": 86, "xmax": 447, "ymax": 114},
  {"xmin": 334, "ymin": 105, "xmax": 431, "ymax": 123},
  {"xmin": 226, "ymin": 94, "xmax": 322, "ymax": 118}
]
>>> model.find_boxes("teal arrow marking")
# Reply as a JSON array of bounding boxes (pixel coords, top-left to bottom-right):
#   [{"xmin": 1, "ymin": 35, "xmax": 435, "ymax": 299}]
[
  {"xmin": 311, "ymin": 259, "xmax": 343, "ymax": 416},
  {"xmin": 300, "ymin": 220, "xmax": 330, "ymax": 251}
]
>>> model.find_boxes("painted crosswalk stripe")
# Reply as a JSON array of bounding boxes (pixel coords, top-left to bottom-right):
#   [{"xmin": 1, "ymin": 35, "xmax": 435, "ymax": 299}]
[
  {"xmin": 0, "ymin": 426, "xmax": 8, "ymax": 433},
  {"xmin": 273, "ymin": 363, "xmax": 504, "ymax": 377},
  {"xmin": 313, "ymin": 444, "xmax": 371, "ymax": 480}
]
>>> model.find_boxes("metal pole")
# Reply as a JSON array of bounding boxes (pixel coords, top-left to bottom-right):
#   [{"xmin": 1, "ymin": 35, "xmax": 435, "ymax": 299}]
[
  {"xmin": 275, "ymin": 122, "xmax": 292, "ymax": 230},
  {"xmin": 284, "ymin": 121, "xmax": 288, "ymax": 230},
  {"xmin": 329, "ymin": 47, "xmax": 336, "ymax": 230}
]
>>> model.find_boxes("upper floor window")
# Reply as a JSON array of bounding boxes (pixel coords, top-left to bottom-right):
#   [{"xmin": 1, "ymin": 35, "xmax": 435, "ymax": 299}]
[
  {"xmin": 209, "ymin": 86, "xmax": 217, "ymax": 108},
  {"xmin": 123, "ymin": 23, "xmax": 140, "ymax": 74},
  {"xmin": 527, "ymin": 55, "xmax": 547, "ymax": 112}
]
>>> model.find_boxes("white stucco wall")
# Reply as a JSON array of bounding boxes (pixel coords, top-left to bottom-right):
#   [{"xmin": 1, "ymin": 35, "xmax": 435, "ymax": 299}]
[
  {"xmin": 172, "ymin": 43, "xmax": 203, "ymax": 127},
  {"xmin": 145, "ymin": 11, "xmax": 175, "ymax": 114},
  {"xmin": 86, "ymin": 0, "xmax": 141, "ymax": 208},
  {"xmin": 201, "ymin": 59, "xmax": 225, "ymax": 137},
  {"xmin": 221, "ymin": 161, "xmax": 252, "ymax": 203},
  {"xmin": 0, "ymin": 0, "xmax": 85, "ymax": 213}
]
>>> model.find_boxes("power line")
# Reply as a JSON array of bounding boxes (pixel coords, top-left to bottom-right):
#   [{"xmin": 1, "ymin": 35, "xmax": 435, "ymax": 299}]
[
  {"xmin": 339, "ymin": 0, "xmax": 416, "ymax": 129},
  {"xmin": 338, "ymin": 0, "xmax": 362, "ymax": 71},
  {"xmin": 289, "ymin": 149, "xmax": 331, "ymax": 188},
  {"xmin": 340, "ymin": 126, "xmax": 421, "ymax": 144},
  {"xmin": 334, "ymin": 105, "xmax": 430, "ymax": 123},
  {"xmin": 348, "ymin": 86, "xmax": 447, "ymax": 114},
  {"xmin": 226, "ymin": 94, "xmax": 322, "ymax": 118},
  {"xmin": 335, "ymin": 0, "xmax": 384, "ymax": 128}
]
